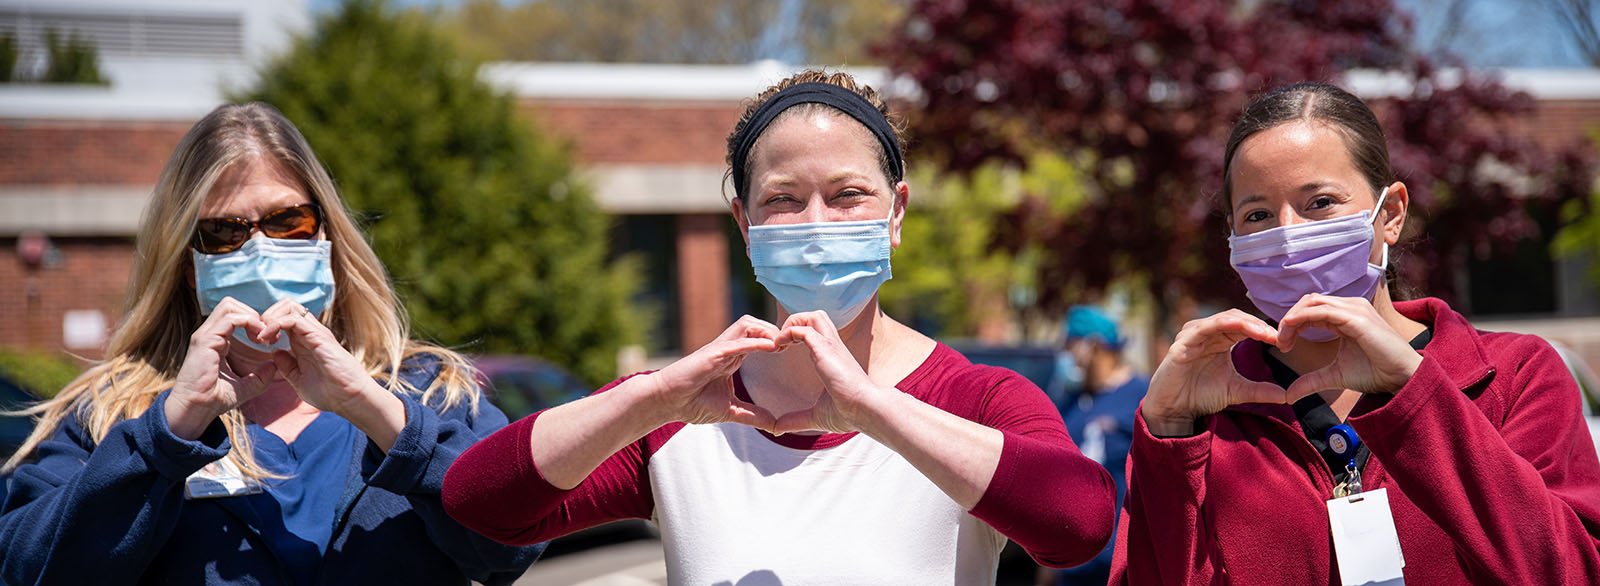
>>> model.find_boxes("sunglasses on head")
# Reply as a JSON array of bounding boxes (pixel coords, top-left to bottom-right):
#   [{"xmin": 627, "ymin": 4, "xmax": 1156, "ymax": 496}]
[{"xmin": 192, "ymin": 203, "xmax": 323, "ymax": 254}]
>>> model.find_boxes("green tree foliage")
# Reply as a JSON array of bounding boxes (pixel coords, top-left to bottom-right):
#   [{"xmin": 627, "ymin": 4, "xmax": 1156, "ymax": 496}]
[
  {"xmin": 0, "ymin": 348, "xmax": 81, "ymax": 399},
  {"xmin": 42, "ymin": 29, "xmax": 105, "ymax": 85},
  {"xmin": 884, "ymin": 0, "xmax": 1595, "ymax": 321},
  {"xmin": 882, "ymin": 153, "xmax": 1088, "ymax": 337},
  {"xmin": 1553, "ymin": 128, "xmax": 1600, "ymax": 288},
  {"xmin": 446, "ymin": 0, "xmax": 904, "ymax": 64},
  {"xmin": 245, "ymin": 0, "xmax": 640, "ymax": 384}
]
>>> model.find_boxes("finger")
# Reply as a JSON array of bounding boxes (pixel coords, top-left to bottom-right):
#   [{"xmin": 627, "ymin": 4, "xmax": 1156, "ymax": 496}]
[
  {"xmin": 195, "ymin": 302, "xmax": 265, "ymax": 351},
  {"xmin": 265, "ymin": 304, "xmax": 335, "ymax": 349},
  {"xmin": 271, "ymin": 350, "xmax": 302, "ymax": 385},
  {"xmin": 772, "ymin": 322, "xmax": 816, "ymax": 348},
  {"xmin": 782, "ymin": 311, "xmax": 840, "ymax": 340},
  {"xmin": 1168, "ymin": 318, "xmax": 1274, "ymax": 361},
  {"xmin": 235, "ymin": 359, "xmax": 279, "ymax": 404},
  {"xmin": 773, "ymin": 408, "xmax": 821, "ymax": 435},
  {"xmin": 712, "ymin": 337, "xmax": 780, "ymax": 359},
  {"xmin": 724, "ymin": 398, "xmax": 778, "ymax": 432},
  {"xmin": 717, "ymin": 315, "xmax": 782, "ymax": 343},
  {"xmin": 1208, "ymin": 311, "xmax": 1280, "ymax": 344},
  {"xmin": 1277, "ymin": 302, "xmax": 1357, "ymax": 351},
  {"xmin": 261, "ymin": 297, "xmax": 308, "ymax": 321},
  {"xmin": 776, "ymin": 325, "xmax": 829, "ymax": 353},
  {"xmin": 1227, "ymin": 374, "xmax": 1290, "ymax": 406}
]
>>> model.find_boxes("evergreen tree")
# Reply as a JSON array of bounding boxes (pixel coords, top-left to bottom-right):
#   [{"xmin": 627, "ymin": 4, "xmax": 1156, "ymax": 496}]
[{"xmin": 246, "ymin": 0, "xmax": 640, "ymax": 384}]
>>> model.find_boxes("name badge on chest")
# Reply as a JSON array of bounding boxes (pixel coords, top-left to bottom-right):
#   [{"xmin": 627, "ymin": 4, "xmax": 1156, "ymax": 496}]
[
  {"xmin": 1326, "ymin": 488, "xmax": 1405, "ymax": 586},
  {"xmin": 184, "ymin": 457, "xmax": 264, "ymax": 499}
]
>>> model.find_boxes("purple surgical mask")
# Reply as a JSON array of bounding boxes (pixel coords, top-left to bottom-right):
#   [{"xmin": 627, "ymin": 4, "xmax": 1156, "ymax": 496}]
[{"xmin": 1228, "ymin": 189, "xmax": 1389, "ymax": 342}]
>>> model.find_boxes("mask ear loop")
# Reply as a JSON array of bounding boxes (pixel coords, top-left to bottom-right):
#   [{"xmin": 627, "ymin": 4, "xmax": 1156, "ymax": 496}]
[{"xmin": 1372, "ymin": 185, "xmax": 1391, "ymax": 272}]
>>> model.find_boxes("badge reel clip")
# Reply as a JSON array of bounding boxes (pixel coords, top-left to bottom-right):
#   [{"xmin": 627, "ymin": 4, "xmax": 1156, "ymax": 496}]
[{"xmin": 1328, "ymin": 424, "xmax": 1363, "ymax": 500}]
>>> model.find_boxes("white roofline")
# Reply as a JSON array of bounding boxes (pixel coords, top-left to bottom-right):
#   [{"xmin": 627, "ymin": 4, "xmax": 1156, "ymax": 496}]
[
  {"xmin": 3, "ymin": 61, "xmax": 1596, "ymax": 121},
  {"xmin": 480, "ymin": 61, "xmax": 914, "ymax": 101},
  {"xmin": 1343, "ymin": 67, "xmax": 1600, "ymax": 100}
]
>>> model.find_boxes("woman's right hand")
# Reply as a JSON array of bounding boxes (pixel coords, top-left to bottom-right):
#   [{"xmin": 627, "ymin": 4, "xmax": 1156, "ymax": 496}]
[
  {"xmin": 642, "ymin": 315, "xmax": 782, "ymax": 430},
  {"xmin": 165, "ymin": 297, "xmax": 279, "ymax": 441},
  {"xmin": 1142, "ymin": 309, "xmax": 1286, "ymax": 437}
]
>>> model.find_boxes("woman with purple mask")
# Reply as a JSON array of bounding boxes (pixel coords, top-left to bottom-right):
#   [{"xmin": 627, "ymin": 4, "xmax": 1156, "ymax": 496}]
[{"xmin": 1113, "ymin": 82, "xmax": 1600, "ymax": 585}]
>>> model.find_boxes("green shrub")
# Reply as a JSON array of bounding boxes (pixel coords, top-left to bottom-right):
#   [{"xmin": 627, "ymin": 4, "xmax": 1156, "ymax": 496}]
[{"xmin": 0, "ymin": 348, "xmax": 83, "ymax": 400}]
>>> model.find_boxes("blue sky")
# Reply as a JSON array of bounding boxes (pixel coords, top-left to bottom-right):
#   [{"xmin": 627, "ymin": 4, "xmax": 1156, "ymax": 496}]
[{"xmin": 307, "ymin": 0, "xmax": 1593, "ymax": 68}]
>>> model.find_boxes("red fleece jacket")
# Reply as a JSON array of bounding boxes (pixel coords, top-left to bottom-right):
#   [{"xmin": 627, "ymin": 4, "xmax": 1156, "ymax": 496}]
[{"xmin": 1112, "ymin": 298, "xmax": 1600, "ymax": 585}]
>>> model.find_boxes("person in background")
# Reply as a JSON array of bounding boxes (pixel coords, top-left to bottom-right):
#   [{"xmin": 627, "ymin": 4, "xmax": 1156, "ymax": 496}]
[
  {"xmin": 442, "ymin": 70, "xmax": 1116, "ymax": 585},
  {"xmin": 1041, "ymin": 305, "xmax": 1148, "ymax": 586},
  {"xmin": 0, "ymin": 102, "xmax": 543, "ymax": 585},
  {"xmin": 1112, "ymin": 82, "xmax": 1600, "ymax": 584}
]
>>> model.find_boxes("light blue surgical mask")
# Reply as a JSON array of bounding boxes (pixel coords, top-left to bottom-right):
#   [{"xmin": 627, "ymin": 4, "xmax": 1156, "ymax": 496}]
[
  {"xmin": 746, "ymin": 200, "xmax": 894, "ymax": 326},
  {"xmin": 193, "ymin": 237, "xmax": 334, "ymax": 352}
]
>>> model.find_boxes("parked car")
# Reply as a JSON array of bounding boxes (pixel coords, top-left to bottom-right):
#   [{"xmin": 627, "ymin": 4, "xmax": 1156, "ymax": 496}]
[
  {"xmin": 471, "ymin": 355, "xmax": 658, "ymax": 554},
  {"xmin": 0, "ymin": 374, "xmax": 42, "ymax": 505},
  {"xmin": 944, "ymin": 343, "xmax": 1081, "ymax": 406},
  {"xmin": 472, "ymin": 355, "xmax": 594, "ymax": 421}
]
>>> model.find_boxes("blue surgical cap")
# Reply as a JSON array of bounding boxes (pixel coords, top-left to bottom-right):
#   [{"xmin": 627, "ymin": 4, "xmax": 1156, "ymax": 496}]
[{"xmin": 1064, "ymin": 305, "xmax": 1123, "ymax": 349}]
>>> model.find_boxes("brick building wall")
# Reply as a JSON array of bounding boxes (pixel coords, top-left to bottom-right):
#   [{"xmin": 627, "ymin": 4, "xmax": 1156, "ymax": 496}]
[
  {"xmin": 1, "ymin": 237, "xmax": 135, "ymax": 359},
  {"xmin": 522, "ymin": 98, "xmax": 744, "ymax": 353},
  {"xmin": 1, "ymin": 120, "xmax": 187, "ymax": 356},
  {"xmin": 526, "ymin": 100, "xmax": 742, "ymax": 165},
  {"xmin": 1524, "ymin": 100, "xmax": 1600, "ymax": 148},
  {"xmin": 0, "ymin": 119, "xmax": 190, "ymax": 185}
]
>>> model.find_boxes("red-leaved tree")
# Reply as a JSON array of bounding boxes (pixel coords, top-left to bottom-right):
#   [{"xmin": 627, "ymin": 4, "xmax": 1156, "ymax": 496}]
[{"xmin": 880, "ymin": 0, "xmax": 1594, "ymax": 328}]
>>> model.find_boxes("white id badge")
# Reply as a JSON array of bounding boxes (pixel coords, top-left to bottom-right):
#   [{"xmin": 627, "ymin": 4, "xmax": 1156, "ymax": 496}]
[
  {"xmin": 1326, "ymin": 488, "xmax": 1405, "ymax": 586},
  {"xmin": 184, "ymin": 457, "xmax": 263, "ymax": 499}
]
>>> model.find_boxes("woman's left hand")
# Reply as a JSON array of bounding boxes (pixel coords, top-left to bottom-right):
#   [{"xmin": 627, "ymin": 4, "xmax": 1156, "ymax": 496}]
[
  {"xmin": 258, "ymin": 298, "xmax": 379, "ymax": 413},
  {"xmin": 771, "ymin": 311, "xmax": 893, "ymax": 435},
  {"xmin": 258, "ymin": 298, "xmax": 406, "ymax": 450},
  {"xmin": 1276, "ymin": 293, "xmax": 1424, "ymax": 400}
]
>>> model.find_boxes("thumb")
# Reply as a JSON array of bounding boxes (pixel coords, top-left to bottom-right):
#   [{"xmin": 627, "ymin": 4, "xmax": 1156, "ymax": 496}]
[
  {"xmin": 237, "ymin": 360, "xmax": 278, "ymax": 403},
  {"xmin": 773, "ymin": 408, "xmax": 820, "ymax": 436},
  {"xmin": 725, "ymin": 398, "xmax": 778, "ymax": 433},
  {"xmin": 271, "ymin": 350, "xmax": 301, "ymax": 385},
  {"xmin": 1284, "ymin": 368, "xmax": 1339, "ymax": 404},
  {"xmin": 1226, "ymin": 375, "xmax": 1289, "ymax": 406}
]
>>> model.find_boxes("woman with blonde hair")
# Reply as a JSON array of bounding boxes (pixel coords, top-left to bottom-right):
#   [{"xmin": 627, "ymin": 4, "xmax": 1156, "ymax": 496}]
[{"xmin": 0, "ymin": 102, "xmax": 542, "ymax": 585}]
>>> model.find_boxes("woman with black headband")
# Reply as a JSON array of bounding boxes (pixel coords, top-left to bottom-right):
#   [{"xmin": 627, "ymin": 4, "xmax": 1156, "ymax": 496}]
[{"xmin": 442, "ymin": 70, "xmax": 1116, "ymax": 583}]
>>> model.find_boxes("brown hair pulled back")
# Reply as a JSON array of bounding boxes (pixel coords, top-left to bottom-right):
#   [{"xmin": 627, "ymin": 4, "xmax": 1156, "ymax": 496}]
[
  {"xmin": 1222, "ymin": 82, "xmax": 1413, "ymax": 297},
  {"xmin": 1221, "ymin": 81, "xmax": 1394, "ymax": 210},
  {"xmin": 724, "ymin": 70, "xmax": 906, "ymax": 202}
]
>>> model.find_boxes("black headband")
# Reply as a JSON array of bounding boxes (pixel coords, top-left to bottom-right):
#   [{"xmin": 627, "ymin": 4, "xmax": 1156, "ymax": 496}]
[{"xmin": 730, "ymin": 82, "xmax": 904, "ymax": 200}]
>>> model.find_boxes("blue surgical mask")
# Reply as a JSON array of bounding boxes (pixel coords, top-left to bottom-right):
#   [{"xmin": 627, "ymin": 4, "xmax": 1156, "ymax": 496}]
[
  {"xmin": 746, "ymin": 201, "xmax": 894, "ymax": 326},
  {"xmin": 193, "ymin": 237, "xmax": 335, "ymax": 351}
]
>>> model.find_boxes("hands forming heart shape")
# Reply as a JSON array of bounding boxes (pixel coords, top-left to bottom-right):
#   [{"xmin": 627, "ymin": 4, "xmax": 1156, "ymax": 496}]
[
  {"xmin": 165, "ymin": 296, "xmax": 375, "ymax": 441},
  {"xmin": 646, "ymin": 311, "xmax": 886, "ymax": 437},
  {"xmin": 1142, "ymin": 293, "xmax": 1424, "ymax": 435}
]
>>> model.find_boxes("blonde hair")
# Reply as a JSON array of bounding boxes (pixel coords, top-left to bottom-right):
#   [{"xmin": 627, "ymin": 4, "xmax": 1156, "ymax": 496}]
[{"xmin": 3, "ymin": 103, "xmax": 481, "ymax": 478}]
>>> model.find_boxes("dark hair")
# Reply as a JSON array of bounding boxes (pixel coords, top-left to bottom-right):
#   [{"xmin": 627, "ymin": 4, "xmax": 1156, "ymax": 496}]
[
  {"xmin": 1221, "ymin": 82, "xmax": 1393, "ymax": 210},
  {"xmin": 724, "ymin": 70, "xmax": 906, "ymax": 203},
  {"xmin": 1222, "ymin": 82, "xmax": 1414, "ymax": 298}
]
